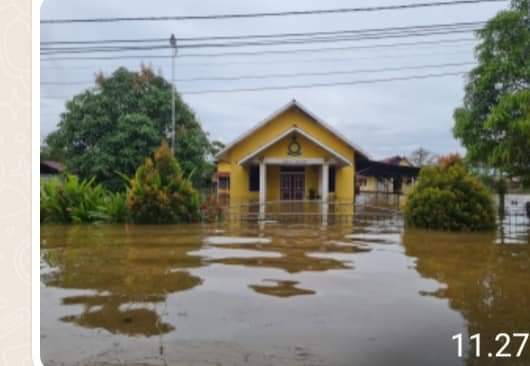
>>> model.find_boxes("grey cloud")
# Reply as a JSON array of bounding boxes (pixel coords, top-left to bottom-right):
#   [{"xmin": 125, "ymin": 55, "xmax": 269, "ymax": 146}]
[{"xmin": 40, "ymin": 0, "xmax": 505, "ymax": 158}]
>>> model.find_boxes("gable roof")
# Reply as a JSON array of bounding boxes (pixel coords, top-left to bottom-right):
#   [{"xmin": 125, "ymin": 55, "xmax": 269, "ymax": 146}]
[
  {"xmin": 238, "ymin": 126, "xmax": 352, "ymax": 166},
  {"xmin": 215, "ymin": 99, "xmax": 370, "ymax": 161}
]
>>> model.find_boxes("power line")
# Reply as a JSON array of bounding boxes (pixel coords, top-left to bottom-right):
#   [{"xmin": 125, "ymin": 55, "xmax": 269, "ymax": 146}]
[
  {"xmin": 172, "ymin": 21, "xmax": 484, "ymax": 42},
  {"xmin": 41, "ymin": 28, "xmax": 481, "ymax": 55},
  {"xmin": 39, "ymin": 39, "xmax": 474, "ymax": 68},
  {"xmin": 41, "ymin": 38, "xmax": 167, "ymax": 46},
  {"xmin": 178, "ymin": 27, "xmax": 483, "ymax": 49},
  {"xmin": 181, "ymin": 71, "xmax": 467, "ymax": 95},
  {"xmin": 40, "ymin": 21, "xmax": 484, "ymax": 55},
  {"xmin": 41, "ymin": 28, "xmax": 482, "ymax": 60},
  {"xmin": 41, "ymin": 70, "xmax": 467, "ymax": 99},
  {"xmin": 41, "ymin": 20, "xmax": 484, "ymax": 46},
  {"xmin": 40, "ymin": 0, "xmax": 506, "ymax": 24},
  {"xmin": 41, "ymin": 30, "xmax": 477, "ymax": 55},
  {"xmin": 40, "ymin": 61, "xmax": 475, "ymax": 86},
  {"xmin": 174, "ymin": 61, "xmax": 474, "ymax": 82},
  {"xmin": 39, "ymin": 38, "xmax": 476, "ymax": 60},
  {"xmin": 170, "ymin": 38, "xmax": 475, "ymax": 58},
  {"xmin": 39, "ymin": 49, "xmax": 474, "ymax": 68}
]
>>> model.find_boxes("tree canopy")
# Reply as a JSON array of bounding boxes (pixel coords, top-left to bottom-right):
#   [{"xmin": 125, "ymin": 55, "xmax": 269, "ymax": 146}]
[
  {"xmin": 452, "ymin": 1, "xmax": 530, "ymax": 182},
  {"xmin": 44, "ymin": 66, "xmax": 215, "ymax": 191}
]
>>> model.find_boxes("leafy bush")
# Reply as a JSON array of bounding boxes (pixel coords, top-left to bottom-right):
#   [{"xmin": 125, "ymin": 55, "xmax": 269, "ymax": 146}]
[
  {"xmin": 41, "ymin": 143, "xmax": 220, "ymax": 225},
  {"xmin": 41, "ymin": 175, "xmax": 109, "ymax": 223},
  {"xmin": 41, "ymin": 175, "xmax": 130, "ymax": 224},
  {"xmin": 102, "ymin": 192, "xmax": 129, "ymax": 223},
  {"xmin": 127, "ymin": 142, "xmax": 201, "ymax": 224},
  {"xmin": 405, "ymin": 160, "xmax": 496, "ymax": 231}
]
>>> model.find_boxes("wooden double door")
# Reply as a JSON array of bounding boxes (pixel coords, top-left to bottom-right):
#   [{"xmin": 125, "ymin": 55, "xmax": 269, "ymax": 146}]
[{"xmin": 280, "ymin": 167, "xmax": 305, "ymax": 201}]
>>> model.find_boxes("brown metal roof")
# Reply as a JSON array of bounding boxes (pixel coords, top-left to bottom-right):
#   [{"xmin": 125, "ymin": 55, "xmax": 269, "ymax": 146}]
[{"xmin": 40, "ymin": 160, "xmax": 65, "ymax": 174}]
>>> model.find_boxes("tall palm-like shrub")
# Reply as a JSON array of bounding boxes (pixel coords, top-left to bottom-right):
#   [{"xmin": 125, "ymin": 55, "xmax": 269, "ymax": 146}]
[
  {"xmin": 127, "ymin": 142, "xmax": 200, "ymax": 224},
  {"xmin": 41, "ymin": 175, "xmax": 129, "ymax": 223},
  {"xmin": 405, "ymin": 157, "xmax": 496, "ymax": 231},
  {"xmin": 41, "ymin": 175, "xmax": 108, "ymax": 223}
]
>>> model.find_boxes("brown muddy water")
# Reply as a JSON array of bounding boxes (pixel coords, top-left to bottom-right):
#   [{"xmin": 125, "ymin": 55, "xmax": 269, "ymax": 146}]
[{"xmin": 41, "ymin": 217, "xmax": 530, "ymax": 366}]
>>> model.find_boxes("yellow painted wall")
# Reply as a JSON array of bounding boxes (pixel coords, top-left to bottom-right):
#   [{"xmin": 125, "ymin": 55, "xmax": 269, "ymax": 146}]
[
  {"xmin": 358, "ymin": 176, "xmax": 416, "ymax": 193},
  {"xmin": 336, "ymin": 166, "xmax": 355, "ymax": 201},
  {"xmin": 267, "ymin": 165, "xmax": 280, "ymax": 201},
  {"xmin": 223, "ymin": 106, "xmax": 354, "ymax": 164},
  {"xmin": 359, "ymin": 176, "xmax": 378, "ymax": 192},
  {"xmin": 259, "ymin": 133, "xmax": 335, "ymax": 161},
  {"xmin": 216, "ymin": 105, "xmax": 356, "ymax": 202},
  {"xmin": 305, "ymin": 166, "xmax": 319, "ymax": 198}
]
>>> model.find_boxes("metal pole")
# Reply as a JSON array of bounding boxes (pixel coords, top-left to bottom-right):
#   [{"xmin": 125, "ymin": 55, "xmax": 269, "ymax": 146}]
[{"xmin": 170, "ymin": 34, "xmax": 177, "ymax": 154}]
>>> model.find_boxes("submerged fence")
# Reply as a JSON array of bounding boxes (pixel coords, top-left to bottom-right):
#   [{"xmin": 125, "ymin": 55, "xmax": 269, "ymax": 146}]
[
  {"xmin": 215, "ymin": 194, "xmax": 530, "ymax": 239},
  {"xmin": 220, "ymin": 199, "xmax": 402, "ymax": 225}
]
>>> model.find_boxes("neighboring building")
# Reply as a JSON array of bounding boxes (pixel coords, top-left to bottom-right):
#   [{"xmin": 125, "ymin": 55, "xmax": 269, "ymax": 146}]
[
  {"xmin": 40, "ymin": 160, "xmax": 64, "ymax": 180},
  {"xmin": 358, "ymin": 155, "xmax": 418, "ymax": 194},
  {"xmin": 214, "ymin": 100, "xmax": 370, "ymax": 208},
  {"xmin": 381, "ymin": 155, "xmax": 413, "ymax": 167}
]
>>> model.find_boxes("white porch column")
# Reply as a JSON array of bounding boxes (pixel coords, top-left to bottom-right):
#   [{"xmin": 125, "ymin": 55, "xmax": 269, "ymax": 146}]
[
  {"xmin": 259, "ymin": 161, "xmax": 267, "ymax": 219},
  {"xmin": 321, "ymin": 162, "xmax": 329, "ymax": 203},
  {"xmin": 321, "ymin": 162, "xmax": 329, "ymax": 226}
]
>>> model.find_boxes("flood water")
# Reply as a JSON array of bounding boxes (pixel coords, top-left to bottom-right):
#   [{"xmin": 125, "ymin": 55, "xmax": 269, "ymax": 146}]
[{"xmin": 41, "ymin": 216, "xmax": 530, "ymax": 366}]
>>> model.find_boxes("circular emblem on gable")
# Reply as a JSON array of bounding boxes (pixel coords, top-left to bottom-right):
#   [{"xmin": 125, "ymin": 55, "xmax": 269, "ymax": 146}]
[{"xmin": 288, "ymin": 135, "xmax": 301, "ymax": 156}]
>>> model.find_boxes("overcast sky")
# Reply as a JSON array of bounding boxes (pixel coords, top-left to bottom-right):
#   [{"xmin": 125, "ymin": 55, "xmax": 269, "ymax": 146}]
[{"xmin": 40, "ymin": 0, "xmax": 507, "ymax": 160}]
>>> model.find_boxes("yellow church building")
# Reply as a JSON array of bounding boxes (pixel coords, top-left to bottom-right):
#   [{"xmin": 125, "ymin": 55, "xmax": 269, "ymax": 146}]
[{"xmin": 214, "ymin": 100, "xmax": 370, "ymax": 210}]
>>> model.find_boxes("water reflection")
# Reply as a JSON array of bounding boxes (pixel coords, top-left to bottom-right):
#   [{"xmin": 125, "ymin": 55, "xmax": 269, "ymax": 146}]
[
  {"xmin": 41, "ymin": 221, "xmax": 530, "ymax": 366},
  {"xmin": 200, "ymin": 225, "xmax": 373, "ymax": 274},
  {"xmin": 60, "ymin": 295, "xmax": 175, "ymax": 336},
  {"xmin": 249, "ymin": 279, "xmax": 316, "ymax": 297},
  {"xmin": 403, "ymin": 230, "xmax": 530, "ymax": 365},
  {"xmin": 41, "ymin": 225, "xmax": 204, "ymax": 337}
]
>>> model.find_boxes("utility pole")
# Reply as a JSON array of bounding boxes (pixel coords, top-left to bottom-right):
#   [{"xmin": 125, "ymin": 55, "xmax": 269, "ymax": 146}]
[{"xmin": 170, "ymin": 34, "xmax": 177, "ymax": 154}]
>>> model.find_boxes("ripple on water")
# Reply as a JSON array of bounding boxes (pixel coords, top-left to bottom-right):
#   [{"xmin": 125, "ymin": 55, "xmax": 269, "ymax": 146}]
[
  {"xmin": 344, "ymin": 233, "xmax": 400, "ymax": 245},
  {"xmin": 189, "ymin": 247, "xmax": 283, "ymax": 260},
  {"xmin": 202, "ymin": 236, "xmax": 272, "ymax": 245}
]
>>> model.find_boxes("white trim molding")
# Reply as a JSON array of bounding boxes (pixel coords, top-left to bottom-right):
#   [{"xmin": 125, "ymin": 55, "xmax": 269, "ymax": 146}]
[
  {"xmin": 238, "ymin": 126, "xmax": 352, "ymax": 166},
  {"xmin": 215, "ymin": 99, "xmax": 370, "ymax": 162},
  {"xmin": 264, "ymin": 157, "xmax": 325, "ymax": 165}
]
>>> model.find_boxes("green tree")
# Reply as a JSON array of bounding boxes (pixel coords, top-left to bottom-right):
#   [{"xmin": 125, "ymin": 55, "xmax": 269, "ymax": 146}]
[
  {"xmin": 210, "ymin": 140, "xmax": 226, "ymax": 156},
  {"xmin": 127, "ymin": 142, "xmax": 201, "ymax": 224},
  {"xmin": 405, "ymin": 157, "xmax": 496, "ymax": 231},
  {"xmin": 45, "ymin": 66, "xmax": 214, "ymax": 191},
  {"xmin": 452, "ymin": 1, "xmax": 530, "ymax": 181},
  {"xmin": 484, "ymin": 90, "xmax": 530, "ymax": 180}
]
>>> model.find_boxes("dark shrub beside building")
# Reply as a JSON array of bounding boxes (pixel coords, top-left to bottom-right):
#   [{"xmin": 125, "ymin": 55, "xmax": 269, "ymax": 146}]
[{"xmin": 405, "ymin": 159, "xmax": 496, "ymax": 231}]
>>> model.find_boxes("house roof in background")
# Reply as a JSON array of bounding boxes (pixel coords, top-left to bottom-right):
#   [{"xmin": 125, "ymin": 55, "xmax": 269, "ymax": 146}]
[
  {"xmin": 40, "ymin": 160, "xmax": 65, "ymax": 174},
  {"xmin": 380, "ymin": 155, "xmax": 413, "ymax": 166},
  {"xmin": 357, "ymin": 159, "xmax": 420, "ymax": 178}
]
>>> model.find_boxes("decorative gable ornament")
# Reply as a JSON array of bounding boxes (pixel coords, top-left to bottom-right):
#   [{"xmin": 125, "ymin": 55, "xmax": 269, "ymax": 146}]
[{"xmin": 287, "ymin": 135, "xmax": 301, "ymax": 156}]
